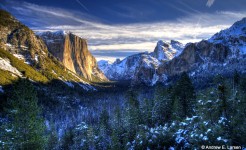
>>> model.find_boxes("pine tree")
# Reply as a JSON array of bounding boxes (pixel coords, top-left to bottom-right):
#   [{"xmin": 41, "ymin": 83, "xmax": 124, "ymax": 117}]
[
  {"xmin": 234, "ymin": 77, "xmax": 246, "ymax": 144},
  {"xmin": 111, "ymin": 106, "xmax": 123, "ymax": 150},
  {"xmin": 47, "ymin": 123, "xmax": 59, "ymax": 150},
  {"xmin": 124, "ymin": 90, "xmax": 141, "ymax": 143},
  {"xmin": 173, "ymin": 72, "xmax": 196, "ymax": 118},
  {"xmin": 152, "ymin": 85, "xmax": 173, "ymax": 124},
  {"xmin": 152, "ymin": 85, "xmax": 165, "ymax": 125},
  {"xmin": 218, "ymin": 83, "xmax": 228, "ymax": 118},
  {"xmin": 87, "ymin": 126, "xmax": 96, "ymax": 149},
  {"xmin": 233, "ymin": 70, "xmax": 240, "ymax": 87},
  {"xmin": 171, "ymin": 96, "xmax": 183, "ymax": 121},
  {"xmin": 97, "ymin": 109, "xmax": 110, "ymax": 150},
  {"xmin": 141, "ymin": 98, "xmax": 153, "ymax": 126},
  {"xmin": 4, "ymin": 79, "xmax": 46, "ymax": 149},
  {"xmin": 61, "ymin": 128, "xmax": 74, "ymax": 149},
  {"xmin": 99, "ymin": 108, "xmax": 110, "ymax": 134},
  {"xmin": 111, "ymin": 129, "xmax": 121, "ymax": 150},
  {"xmin": 232, "ymin": 70, "xmax": 240, "ymax": 99}
]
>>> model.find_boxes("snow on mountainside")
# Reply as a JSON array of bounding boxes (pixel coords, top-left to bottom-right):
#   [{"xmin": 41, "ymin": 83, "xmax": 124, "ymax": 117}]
[
  {"xmin": 36, "ymin": 30, "xmax": 68, "ymax": 36},
  {"xmin": 0, "ymin": 57, "xmax": 22, "ymax": 76},
  {"xmin": 98, "ymin": 40, "xmax": 183, "ymax": 81},
  {"xmin": 99, "ymin": 54, "xmax": 143, "ymax": 80},
  {"xmin": 99, "ymin": 17, "xmax": 246, "ymax": 86},
  {"xmin": 36, "ymin": 30, "xmax": 68, "ymax": 44},
  {"xmin": 97, "ymin": 60, "xmax": 113, "ymax": 74},
  {"xmin": 152, "ymin": 40, "xmax": 184, "ymax": 61},
  {"xmin": 155, "ymin": 17, "xmax": 246, "ymax": 86},
  {"xmin": 209, "ymin": 17, "xmax": 246, "ymax": 55}
]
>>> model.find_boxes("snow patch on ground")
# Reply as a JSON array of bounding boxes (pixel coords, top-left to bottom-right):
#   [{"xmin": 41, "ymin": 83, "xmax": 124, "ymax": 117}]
[
  {"xmin": 58, "ymin": 75, "xmax": 96, "ymax": 91},
  {"xmin": 151, "ymin": 71, "xmax": 159, "ymax": 86},
  {"xmin": 35, "ymin": 54, "xmax": 39, "ymax": 62},
  {"xmin": 239, "ymin": 45, "xmax": 246, "ymax": 55},
  {"xmin": 13, "ymin": 54, "xmax": 25, "ymax": 60},
  {"xmin": 24, "ymin": 61, "xmax": 31, "ymax": 65},
  {"xmin": 203, "ymin": 136, "xmax": 208, "ymax": 141},
  {"xmin": 0, "ymin": 86, "xmax": 4, "ymax": 93},
  {"xmin": 75, "ymin": 122, "xmax": 88, "ymax": 130},
  {"xmin": 52, "ymin": 70, "xmax": 57, "ymax": 75},
  {"xmin": 5, "ymin": 129, "xmax": 12, "ymax": 132},
  {"xmin": 0, "ymin": 57, "xmax": 22, "ymax": 76},
  {"xmin": 5, "ymin": 43, "xmax": 13, "ymax": 47},
  {"xmin": 78, "ymin": 83, "xmax": 96, "ymax": 91},
  {"xmin": 64, "ymin": 81, "xmax": 74, "ymax": 88},
  {"xmin": 186, "ymin": 116, "xmax": 199, "ymax": 121}
]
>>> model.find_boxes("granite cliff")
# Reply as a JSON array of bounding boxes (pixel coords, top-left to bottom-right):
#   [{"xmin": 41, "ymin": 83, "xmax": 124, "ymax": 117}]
[{"xmin": 38, "ymin": 31, "xmax": 108, "ymax": 81}]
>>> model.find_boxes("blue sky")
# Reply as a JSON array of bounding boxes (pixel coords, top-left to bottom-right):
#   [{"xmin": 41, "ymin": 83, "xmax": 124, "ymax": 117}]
[{"xmin": 1, "ymin": 0, "xmax": 246, "ymax": 61}]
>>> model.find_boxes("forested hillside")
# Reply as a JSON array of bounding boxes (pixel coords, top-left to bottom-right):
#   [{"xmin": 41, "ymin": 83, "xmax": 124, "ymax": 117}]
[{"xmin": 1, "ymin": 72, "xmax": 245, "ymax": 149}]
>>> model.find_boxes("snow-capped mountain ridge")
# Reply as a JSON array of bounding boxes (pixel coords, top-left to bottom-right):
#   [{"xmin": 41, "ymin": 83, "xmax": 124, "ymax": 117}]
[
  {"xmin": 36, "ymin": 30, "xmax": 68, "ymax": 37},
  {"xmin": 209, "ymin": 17, "xmax": 246, "ymax": 55},
  {"xmin": 155, "ymin": 17, "xmax": 246, "ymax": 85},
  {"xmin": 98, "ymin": 40, "xmax": 183, "ymax": 82},
  {"xmin": 99, "ymin": 17, "xmax": 246, "ymax": 86},
  {"xmin": 210, "ymin": 17, "xmax": 246, "ymax": 40},
  {"xmin": 152, "ymin": 40, "xmax": 184, "ymax": 61}
]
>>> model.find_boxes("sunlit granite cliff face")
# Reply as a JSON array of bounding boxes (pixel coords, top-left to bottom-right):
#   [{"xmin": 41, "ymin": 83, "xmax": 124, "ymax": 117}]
[{"xmin": 38, "ymin": 31, "xmax": 108, "ymax": 81}]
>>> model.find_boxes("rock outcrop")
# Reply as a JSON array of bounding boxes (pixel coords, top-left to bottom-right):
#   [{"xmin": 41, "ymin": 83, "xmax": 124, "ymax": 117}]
[
  {"xmin": 153, "ymin": 40, "xmax": 184, "ymax": 61},
  {"xmin": 38, "ymin": 31, "xmax": 108, "ymax": 81},
  {"xmin": 0, "ymin": 10, "xmax": 48, "ymax": 64},
  {"xmin": 157, "ymin": 41, "xmax": 231, "ymax": 76}
]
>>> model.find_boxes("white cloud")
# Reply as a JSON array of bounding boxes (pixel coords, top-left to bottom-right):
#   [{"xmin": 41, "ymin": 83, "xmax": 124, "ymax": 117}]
[
  {"xmin": 206, "ymin": 0, "xmax": 215, "ymax": 7},
  {"xmin": 93, "ymin": 55, "xmax": 123, "ymax": 62},
  {"xmin": 89, "ymin": 42, "xmax": 156, "ymax": 51}
]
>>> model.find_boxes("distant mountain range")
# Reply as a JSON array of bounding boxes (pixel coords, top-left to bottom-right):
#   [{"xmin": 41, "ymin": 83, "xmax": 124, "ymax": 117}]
[
  {"xmin": 98, "ymin": 40, "xmax": 184, "ymax": 85},
  {"xmin": 99, "ymin": 17, "xmax": 246, "ymax": 86}
]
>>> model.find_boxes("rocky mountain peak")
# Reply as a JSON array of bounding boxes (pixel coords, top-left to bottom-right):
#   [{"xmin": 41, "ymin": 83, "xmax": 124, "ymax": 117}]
[
  {"xmin": 36, "ymin": 30, "xmax": 68, "ymax": 39},
  {"xmin": 210, "ymin": 17, "xmax": 246, "ymax": 41},
  {"xmin": 209, "ymin": 17, "xmax": 246, "ymax": 55},
  {"xmin": 153, "ymin": 40, "xmax": 184, "ymax": 61},
  {"xmin": 230, "ymin": 17, "xmax": 246, "ymax": 33}
]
